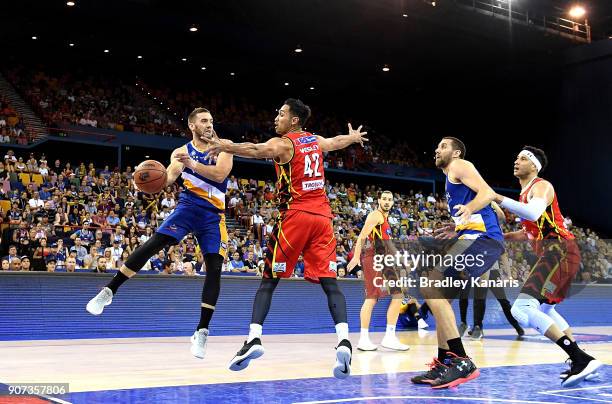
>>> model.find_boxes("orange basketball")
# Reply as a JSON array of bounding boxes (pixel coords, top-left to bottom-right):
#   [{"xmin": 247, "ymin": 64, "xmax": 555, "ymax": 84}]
[{"xmin": 134, "ymin": 160, "xmax": 167, "ymax": 194}]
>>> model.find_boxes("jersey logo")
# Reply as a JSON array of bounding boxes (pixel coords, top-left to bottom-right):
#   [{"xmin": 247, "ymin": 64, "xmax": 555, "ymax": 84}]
[
  {"xmin": 295, "ymin": 135, "xmax": 317, "ymax": 145},
  {"xmin": 273, "ymin": 262, "xmax": 287, "ymax": 273},
  {"xmin": 302, "ymin": 179, "xmax": 324, "ymax": 191},
  {"xmin": 386, "ymin": 228, "xmax": 392, "ymax": 236},
  {"xmin": 329, "ymin": 261, "xmax": 337, "ymax": 273}
]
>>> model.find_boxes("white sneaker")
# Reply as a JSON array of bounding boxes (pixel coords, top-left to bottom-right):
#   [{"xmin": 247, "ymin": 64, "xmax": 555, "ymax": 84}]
[
  {"xmin": 86, "ymin": 287, "xmax": 113, "ymax": 315},
  {"xmin": 417, "ymin": 318, "xmax": 429, "ymax": 329},
  {"xmin": 357, "ymin": 338, "xmax": 378, "ymax": 351},
  {"xmin": 333, "ymin": 340, "xmax": 352, "ymax": 379},
  {"xmin": 191, "ymin": 328, "xmax": 209, "ymax": 359},
  {"xmin": 380, "ymin": 335, "xmax": 410, "ymax": 351}
]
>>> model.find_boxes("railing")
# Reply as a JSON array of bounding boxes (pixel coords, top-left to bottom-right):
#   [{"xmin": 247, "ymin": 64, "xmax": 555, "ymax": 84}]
[{"xmin": 452, "ymin": 0, "xmax": 591, "ymax": 43}]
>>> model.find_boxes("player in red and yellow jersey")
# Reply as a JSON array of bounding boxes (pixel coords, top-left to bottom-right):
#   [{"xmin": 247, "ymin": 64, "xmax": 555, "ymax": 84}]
[
  {"xmin": 210, "ymin": 98, "xmax": 368, "ymax": 379},
  {"xmin": 347, "ymin": 191, "xmax": 410, "ymax": 352},
  {"xmin": 495, "ymin": 146, "xmax": 601, "ymax": 387}
]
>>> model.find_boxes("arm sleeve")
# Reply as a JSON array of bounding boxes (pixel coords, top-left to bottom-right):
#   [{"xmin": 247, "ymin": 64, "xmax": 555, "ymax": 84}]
[{"xmin": 500, "ymin": 197, "xmax": 547, "ymax": 222}]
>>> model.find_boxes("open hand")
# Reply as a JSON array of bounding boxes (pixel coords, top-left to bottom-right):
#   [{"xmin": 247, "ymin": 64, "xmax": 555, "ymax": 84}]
[{"xmin": 348, "ymin": 123, "xmax": 368, "ymax": 147}]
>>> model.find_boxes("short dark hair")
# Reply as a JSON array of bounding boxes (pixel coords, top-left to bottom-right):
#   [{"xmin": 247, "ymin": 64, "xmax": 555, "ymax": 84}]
[
  {"xmin": 378, "ymin": 190, "xmax": 393, "ymax": 199},
  {"xmin": 284, "ymin": 98, "xmax": 311, "ymax": 126},
  {"xmin": 188, "ymin": 107, "xmax": 211, "ymax": 123},
  {"xmin": 522, "ymin": 145, "xmax": 548, "ymax": 172},
  {"xmin": 443, "ymin": 137, "xmax": 467, "ymax": 159}
]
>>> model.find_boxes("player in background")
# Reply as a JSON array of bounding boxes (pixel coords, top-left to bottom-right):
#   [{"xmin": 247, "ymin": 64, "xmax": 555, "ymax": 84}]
[{"xmin": 348, "ymin": 190, "xmax": 411, "ymax": 352}]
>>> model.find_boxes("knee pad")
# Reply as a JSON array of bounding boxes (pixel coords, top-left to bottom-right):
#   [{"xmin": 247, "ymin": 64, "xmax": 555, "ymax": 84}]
[
  {"xmin": 540, "ymin": 303, "xmax": 570, "ymax": 331},
  {"xmin": 512, "ymin": 294, "xmax": 554, "ymax": 334}
]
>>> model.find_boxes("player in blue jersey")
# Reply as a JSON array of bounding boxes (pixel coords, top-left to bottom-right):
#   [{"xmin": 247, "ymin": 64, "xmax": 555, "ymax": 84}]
[
  {"xmin": 86, "ymin": 107, "xmax": 233, "ymax": 360},
  {"xmin": 411, "ymin": 137, "xmax": 504, "ymax": 388}
]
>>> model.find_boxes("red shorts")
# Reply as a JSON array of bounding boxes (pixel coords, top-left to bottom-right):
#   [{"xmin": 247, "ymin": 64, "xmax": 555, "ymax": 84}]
[
  {"xmin": 361, "ymin": 248, "xmax": 402, "ymax": 299},
  {"xmin": 521, "ymin": 239, "xmax": 581, "ymax": 304},
  {"xmin": 263, "ymin": 209, "xmax": 337, "ymax": 283}
]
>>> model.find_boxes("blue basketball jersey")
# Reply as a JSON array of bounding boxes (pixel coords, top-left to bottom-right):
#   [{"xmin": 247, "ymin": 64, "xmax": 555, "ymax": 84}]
[
  {"xmin": 445, "ymin": 176, "xmax": 503, "ymax": 241},
  {"xmin": 179, "ymin": 141, "xmax": 228, "ymax": 212}
]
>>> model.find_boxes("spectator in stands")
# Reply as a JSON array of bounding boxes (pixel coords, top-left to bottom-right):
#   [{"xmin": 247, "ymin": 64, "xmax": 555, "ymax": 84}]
[
  {"xmin": 10, "ymin": 257, "xmax": 22, "ymax": 271},
  {"xmin": 227, "ymin": 252, "xmax": 246, "ymax": 273},
  {"xmin": 46, "ymin": 259, "xmax": 57, "ymax": 272},
  {"xmin": 20, "ymin": 256, "xmax": 31, "ymax": 271},
  {"xmin": 3, "ymin": 245, "xmax": 20, "ymax": 263},
  {"xmin": 294, "ymin": 255, "xmax": 305, "ymax": 277},
  {"xmin": 70, "ymin": 237, "xmax": 87, "ymax": 263},
  {"xmin": 1, "ymin": 259, "xmax": 9, "ymax": 270},
  {"xmin": 96, "ymin": 257, "xmax": 109, "ymax": 273}
]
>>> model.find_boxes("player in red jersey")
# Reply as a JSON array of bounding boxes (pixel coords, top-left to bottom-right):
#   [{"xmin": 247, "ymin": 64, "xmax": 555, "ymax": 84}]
[
  {"xmin": 209, "ymin": 98, "xmax": 368, "ymax": 379},
  {"xmin": 494, "ymin": 146, "xmax": 601, "ymax": 387},
  {"xmin": 347, "ymin": 190, "xmax": 410, "ymax": 351}
]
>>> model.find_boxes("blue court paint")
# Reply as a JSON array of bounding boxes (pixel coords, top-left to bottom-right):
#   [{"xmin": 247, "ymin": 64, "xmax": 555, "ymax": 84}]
[{"xmin": 33, "ymin": 364, "xmax": 609, "ymax": 404}]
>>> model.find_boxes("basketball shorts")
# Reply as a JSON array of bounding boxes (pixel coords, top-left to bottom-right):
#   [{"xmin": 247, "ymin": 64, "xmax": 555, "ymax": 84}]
[
  {"xmin": 157, "ymin": 203, "xmax": 228, "ymax": 258},
  {"xmin": 520, "ymin": 238, "xmax": 580, "ymax": 304},
  {"xmin": 263, "ymin": 209, "xmax": 337, "ymax": 283},
  {"xmin": 361, "ymin": 248, "xmax": 402, "ymax": 299}
]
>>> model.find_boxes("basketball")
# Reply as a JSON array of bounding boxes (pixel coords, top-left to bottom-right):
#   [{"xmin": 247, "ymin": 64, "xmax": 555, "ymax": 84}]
[{"xmin": 134, "ymin": 160, "xmax": 167, "ymax": 194}]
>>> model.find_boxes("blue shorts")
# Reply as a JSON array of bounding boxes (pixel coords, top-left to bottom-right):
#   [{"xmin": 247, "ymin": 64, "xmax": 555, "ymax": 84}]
[
  {"xmin": 157, "ymin": 203, "xmax": 228, "ymax": 258},
  {"xmin": 441, "ymin": 237, "xmax": 505, "ymax": 279}
]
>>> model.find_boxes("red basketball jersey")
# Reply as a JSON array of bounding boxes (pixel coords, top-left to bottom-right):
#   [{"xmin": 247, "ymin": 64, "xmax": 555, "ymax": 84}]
[
  {"xmin": 519, "ymin": 178, "xmax": 574, "ymax": 244},
  {"xmin": 274, "ymin": 131, "xmax": 333, "ymax": 218},
  {"xmin": 368, "ymin": 212, "xmax": 392, "ymax": 242}
]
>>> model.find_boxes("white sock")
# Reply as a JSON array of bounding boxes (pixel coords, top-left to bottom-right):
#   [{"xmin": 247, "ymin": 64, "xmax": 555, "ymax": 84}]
[
  {"xmin": 360, "ymin": 328, "xmax": 369, "ymax": 341},
  {"xmin": 247, "ymin": 323, "xmax": 262, "ymax": 343},
  {"xmin": 335, "ymin": 322, "xmax": 349, "ymax": 344},
  {"xmin": 385, "ymin": 324, "xmax": 396, "ymax": 338}
]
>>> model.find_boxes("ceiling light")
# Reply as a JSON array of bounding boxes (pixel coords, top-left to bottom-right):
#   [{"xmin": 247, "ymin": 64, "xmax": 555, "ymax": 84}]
[
  {"xmin": 402, "ymin": 13, "xmax": 408, "ymax": 17},
  {"xmin": 32, "ymin": 36, "xmax": 38, "ymax": 40},
  {"xmin": 66, "ymin": 1, "xmax": 75, "ymax": 6},
  {"xmin": 137, "ymin": 55, "xmax": 143, "ymax": 59},
  {"xmin": 104, "ymin": 49, "xmax": 110, "ymax": 53},
  {"xmin": 201, "ymin": 66, "xmax": 206, "ymax": 70},
  {"xmin": 230, "ymin": 72, "xmax": 235, "ymax": 76},
  {"xmin": 294, "ymin": 45, "xmax": 303, "ymax": 53},
  {"xmin": 309, "ymin": 86, "xmax": 315, "ymax": 90},
  {"xmin": 181, "ymin": 58, "xmax": 187, "ymax": 62},
  {"xmin": 189, "ymin": 26, "xmax": 198, "ymax": 32},
  {"xmin": 69, "ymin": 42, "xmax": 75, "ymax": 47},
  {"xmin": 569, "ymin": 5, "xmax": 586, "ymax": 19},
  {"xmin": 382, "ymin": 65, "xmax": 390, "ymax": 72},
  {"xmin": 284, "ymin": 82, "xmax": 289, "ymax": 86}
]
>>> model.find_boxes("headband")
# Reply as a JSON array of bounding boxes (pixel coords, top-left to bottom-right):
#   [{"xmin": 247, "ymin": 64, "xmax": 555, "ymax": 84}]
[{"xmin": 519, "ymin": 150, "xmax": 542, "ymax": 172}]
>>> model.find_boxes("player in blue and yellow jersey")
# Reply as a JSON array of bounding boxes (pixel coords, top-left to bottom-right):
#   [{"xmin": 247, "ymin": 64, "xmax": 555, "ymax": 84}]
[
  {"xmin": 412, "ymin": 137, "xmax": 504, "ymax": 389},
  {"xmin": 86, "ymin": 107, "xmax": 233, "ymax": 360}
]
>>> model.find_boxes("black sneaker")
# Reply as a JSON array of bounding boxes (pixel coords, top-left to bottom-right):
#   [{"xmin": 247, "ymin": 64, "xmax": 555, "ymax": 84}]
[
  {"xmin": 228, "ymin": 338, "xmax": 265, "ymax": 371},
  {"xmin": 470, "ymin": 326, "xmax": 484, "ymax": 340},
  {"xmin": 458, "ymin": 322, "xmax": 468, "ymax": 337},
  {"xmin": 333, "ymin": 339, "xmax": 352, "ymax": 379},
  {"xmin": 430, "ymin": 353, "xmax": 480, "ymax": 389},
  {"xmin": 411, "ymin": 357, "xmax": 448, "ymax": 385},
  {"xmin": 514, "ymin": 324, "xmax": 525, "ymax": 338},
  {"xmin": 560, "ymin": 358, "xmax": 602, "ymax": 386}
]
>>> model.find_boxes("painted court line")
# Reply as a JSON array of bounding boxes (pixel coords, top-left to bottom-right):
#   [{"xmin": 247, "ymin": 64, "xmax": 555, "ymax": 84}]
[
  {"xmin": 293, "ymin": 396, "xmax": 563, "ymax": 404},
  {"xmin": 539, "ymin": 384, "xmax": 612, "ymax": 403}
]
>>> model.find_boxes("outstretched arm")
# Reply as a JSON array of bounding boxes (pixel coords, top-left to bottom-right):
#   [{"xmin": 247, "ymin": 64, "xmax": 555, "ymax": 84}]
[
  {"xmin": 208, "ymin": 137, "xmax": 292, "ymax": 161},
  {"xmin": 494, "ymin": 180, "xmax": 553, "ymax": 222},
  {"xmin": 316, "ymin": 123, "xmax": 368, "ymax": 152}
]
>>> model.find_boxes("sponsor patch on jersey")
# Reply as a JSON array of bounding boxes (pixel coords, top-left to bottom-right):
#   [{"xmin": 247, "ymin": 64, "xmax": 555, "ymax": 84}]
[
  {"xmin": 299, "ymin": 144, "xmax": 319, "ymax": 154},
  {"xmin": 329, "ymin": 261, "xmax": 337, "ymax": 273},
  {"xmin": 302, "ymin": 179, "xmax": 325, "ymax": 191},
  {"xmin": 295, "ymin": 135, "xmax": 317, "ymax": 145},
  {"xmin": 220, "ymin": 242, "xmax": 228, "ymax": 250},
  {"xmin": 273, "ymin": 262, "xmax": 287, "ymax": 273}
]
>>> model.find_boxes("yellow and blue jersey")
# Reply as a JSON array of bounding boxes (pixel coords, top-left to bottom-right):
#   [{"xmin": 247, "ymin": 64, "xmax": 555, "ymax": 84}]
[
  {"xmin": 180, "ymin": 142, "xmax": 228, "ymax": 212},
  {"xmin": 445, "ymin": 176, "xmax": 503, "ymax": 241},
  {"xmin": 156, "ymin": 141, "xmax": 229, "ymax": 257}
]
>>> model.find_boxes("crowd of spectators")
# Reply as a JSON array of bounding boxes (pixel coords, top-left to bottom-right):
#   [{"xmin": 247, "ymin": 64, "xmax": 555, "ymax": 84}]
[
  {"xmin": 4, "ymin": 66, "xmax": 434, "ymax": 171},
  {"xmin": 0, "ymin": 96, "xmax": 30, "ymax": 145}
]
